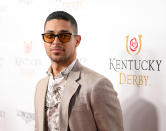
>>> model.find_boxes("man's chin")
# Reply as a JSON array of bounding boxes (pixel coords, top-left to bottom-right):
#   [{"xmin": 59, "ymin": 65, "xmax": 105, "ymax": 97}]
[{"xmin": 50, "ymin": 56, "xmax": 66, "ymax": 63}]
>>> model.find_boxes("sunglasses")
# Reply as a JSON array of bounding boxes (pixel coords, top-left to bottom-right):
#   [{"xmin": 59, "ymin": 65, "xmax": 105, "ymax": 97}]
[{"xmin": 42, "ymin": 32, "xmax": 77, "ymax": 43}]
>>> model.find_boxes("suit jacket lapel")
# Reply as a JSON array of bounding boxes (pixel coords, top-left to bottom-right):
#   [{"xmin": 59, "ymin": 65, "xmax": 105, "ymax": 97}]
[
  {"xmin": 59, "ymin": 61, "xmax": 81, "ymax": 131},
  {"xmin": 37, "ymin": 77, "xmax": 49, "ymax": 131}
]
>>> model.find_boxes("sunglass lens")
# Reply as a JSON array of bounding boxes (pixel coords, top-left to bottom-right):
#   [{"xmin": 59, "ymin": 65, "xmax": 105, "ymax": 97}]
[
  {"xmin": 58, "ymin": 33, "xmax": 71, "ymax": 43},
  {"xmin": 43, "ymin": 34, "xmax": 55, "ymax": 43}
]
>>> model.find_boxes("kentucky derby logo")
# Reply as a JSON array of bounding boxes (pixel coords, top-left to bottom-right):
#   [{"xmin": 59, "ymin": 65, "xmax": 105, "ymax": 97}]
[
  {"xmin": 126, "ymin": 35, "xmax": 142, "ymax": 55},
  {"xmin": 0, "ymin": 110, "xmax": 5, "ymax": 119},
  {"xmin": 24, "ymin": 41, "xmax": 32, "ymax": 54},
  {"xmin": 17, "ymin": 110, "xmax": 34, "ymax": 123}
]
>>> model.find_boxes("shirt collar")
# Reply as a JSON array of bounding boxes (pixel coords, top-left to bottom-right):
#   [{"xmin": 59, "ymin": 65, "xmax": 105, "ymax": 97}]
[{"xmin": 47, "ymin": 59, "xmax": 77, "ymax": 79}]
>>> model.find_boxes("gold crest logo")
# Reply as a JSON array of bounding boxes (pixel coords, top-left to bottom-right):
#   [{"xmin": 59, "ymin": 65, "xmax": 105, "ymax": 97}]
[
  {"xmin": 24, "ymin": 41, "xmax": 32, "ymax": 54},
  {"xmin": 126, "ymin": 35, "xmax": 142, "ymax": 55}
]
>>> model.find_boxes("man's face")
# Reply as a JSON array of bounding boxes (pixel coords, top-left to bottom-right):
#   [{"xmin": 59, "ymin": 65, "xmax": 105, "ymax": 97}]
[{"xmin": 44, "ymin": 19, "xmax": 81, "ymax": 64}]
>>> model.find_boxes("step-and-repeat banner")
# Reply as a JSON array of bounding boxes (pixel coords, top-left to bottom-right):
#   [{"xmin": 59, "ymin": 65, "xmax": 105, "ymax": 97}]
[{"xmin": 0, "ymin": 0, "xmax": 166, "ymax": 131}]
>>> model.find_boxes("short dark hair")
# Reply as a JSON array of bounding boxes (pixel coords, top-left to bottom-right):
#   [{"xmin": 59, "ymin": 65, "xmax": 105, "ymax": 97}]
[{"xmin": 44, "ymin": 11, "xmax": 78, "ymax": 34}]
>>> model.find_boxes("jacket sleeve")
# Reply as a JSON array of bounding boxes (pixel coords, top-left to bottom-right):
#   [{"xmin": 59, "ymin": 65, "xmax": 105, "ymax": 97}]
[
  {"xmin": 34, "ymin": 81, "xmax": 40, "ymax": 131},
  {"xmin": 91, "ymin": 77, "xmax": 124, "ymax": 131}
]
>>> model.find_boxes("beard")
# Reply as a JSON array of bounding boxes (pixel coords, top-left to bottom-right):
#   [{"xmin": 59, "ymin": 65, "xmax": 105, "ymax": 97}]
[
  {"xmin": 46, "ymin": 45, "xmax": 75, "ymax": 64},
  {"xmin": 49, "ymin": 50, "xmax": 74, "ymax": 64},
  {"xmin": 50, "ymin": 53, "xmax": 67, "ymax": 63}
]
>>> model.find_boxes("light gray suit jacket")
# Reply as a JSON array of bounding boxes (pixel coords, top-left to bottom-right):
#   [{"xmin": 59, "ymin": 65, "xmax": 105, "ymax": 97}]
[{"xmin": 34, "ymin": 61, "xmax": 124, "ymax": 131}]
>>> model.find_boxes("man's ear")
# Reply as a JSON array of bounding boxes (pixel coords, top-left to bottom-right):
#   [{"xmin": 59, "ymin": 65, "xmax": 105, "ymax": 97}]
[{"xmin": 75, "ymin": 35, "xmax": 81, "ymax": 47}]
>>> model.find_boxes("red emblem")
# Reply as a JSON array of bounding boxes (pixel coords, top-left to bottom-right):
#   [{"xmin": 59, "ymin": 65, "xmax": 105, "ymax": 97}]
[
  {"xmin": 129, "ymin": 37, "xmax": 138, "ymax": 52},
  {"xmin": 24, "ymin": 41, "xmax": 32, "ymax": 54},
  {"xmin": 126, "ymin": 35, "xmax": 142, "ymax": 55}
]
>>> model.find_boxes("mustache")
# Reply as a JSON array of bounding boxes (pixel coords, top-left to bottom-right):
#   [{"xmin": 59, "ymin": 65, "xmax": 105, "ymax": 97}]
[{"xmin": 50, "ymin": 46, "xmax": 65, "ymax": 51}]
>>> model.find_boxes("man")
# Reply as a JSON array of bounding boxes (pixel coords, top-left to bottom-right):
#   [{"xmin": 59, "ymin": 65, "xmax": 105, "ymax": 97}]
[{"xmin": 35, "ymin": 11, "xmax": 124, "ymax": 131}]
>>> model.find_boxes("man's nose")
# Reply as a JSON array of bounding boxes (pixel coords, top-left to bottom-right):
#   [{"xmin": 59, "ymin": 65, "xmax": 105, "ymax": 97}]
[{"xmin": 52, "ymin": 36, "xmax": 61, "ymax": 45}]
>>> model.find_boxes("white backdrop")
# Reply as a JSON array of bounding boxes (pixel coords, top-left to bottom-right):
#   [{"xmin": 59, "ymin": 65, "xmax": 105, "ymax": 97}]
[{"xmin": 0, "ymin": 0, "xmax": 166, "ymax": 131}]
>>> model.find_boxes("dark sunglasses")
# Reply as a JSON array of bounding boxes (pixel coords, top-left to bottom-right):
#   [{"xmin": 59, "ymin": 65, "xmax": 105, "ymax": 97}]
[{"xmin": 41, "ymin": 32, "xmax": 77, "ymax": 43}]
